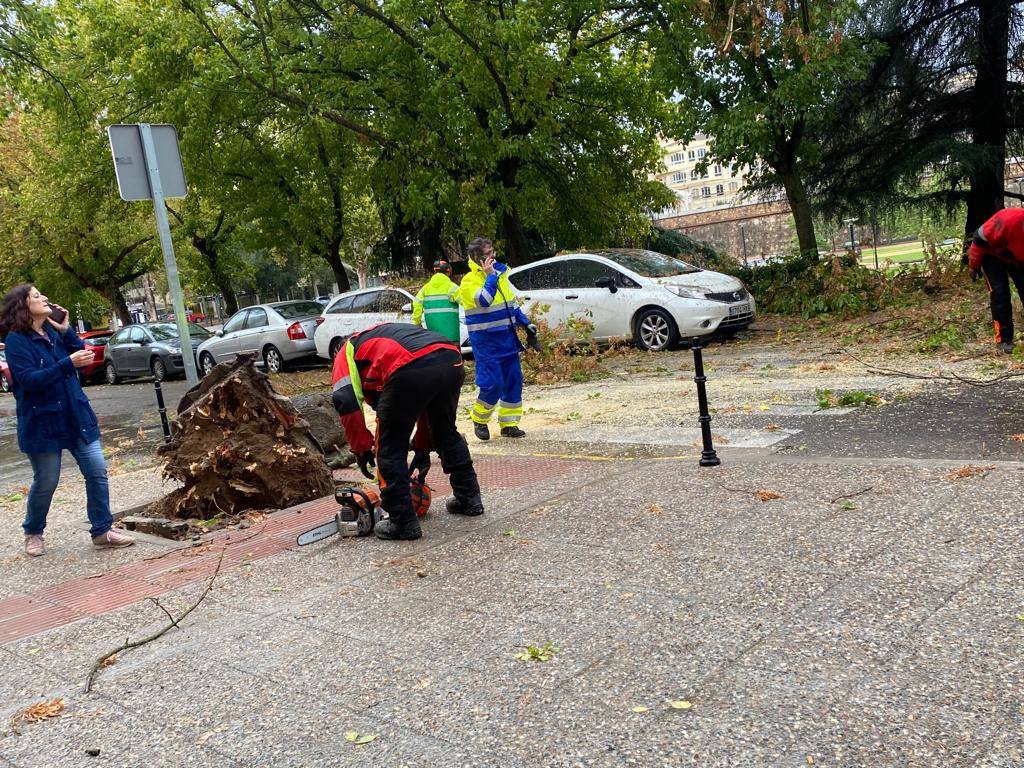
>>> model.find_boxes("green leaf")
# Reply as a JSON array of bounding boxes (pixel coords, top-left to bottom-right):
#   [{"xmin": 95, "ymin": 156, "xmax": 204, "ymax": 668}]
[{"xmin": 344, "ymin": 731, "xmax": 378, "ymax": 745}]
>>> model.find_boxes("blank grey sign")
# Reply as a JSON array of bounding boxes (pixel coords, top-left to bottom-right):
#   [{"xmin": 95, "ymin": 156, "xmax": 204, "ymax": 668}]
[{"xmin": 108, "ymin": 124, "xmax": 187, "ymax": 201}]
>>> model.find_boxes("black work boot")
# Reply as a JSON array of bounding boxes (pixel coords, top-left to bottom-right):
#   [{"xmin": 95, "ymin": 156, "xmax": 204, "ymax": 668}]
[
  {"xmin": 374, "ymin": 518, "xmax": 423, "ymax": 540},
  {"xmin": 500, "ymin": 425, "xmax": 526, "ymax": 438},
  {"xmin": 474, "ymin": 423, "xmax": 490, "ymax": 441},
  {"xmin": 997, "ymin": 341, "xmax": 1015, "ymax": 354},
  {"xmin": 445, "ymin": 495, "xmax": 485, "ymax": 517}
]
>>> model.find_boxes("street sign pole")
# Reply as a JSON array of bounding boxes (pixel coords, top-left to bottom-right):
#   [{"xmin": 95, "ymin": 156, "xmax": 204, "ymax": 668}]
[{"xmin": 137, "ymin": 124, "xmax": 198, "ymax": 387}]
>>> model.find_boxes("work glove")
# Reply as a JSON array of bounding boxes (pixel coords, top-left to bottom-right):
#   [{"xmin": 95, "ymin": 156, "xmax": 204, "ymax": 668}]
[
  {"xmin": 356, "ymin": 450, "xmax": 376, "ymax": 480},
  {"xmin": 524, "ymin": 323, "xmax": 542, "ymax": 352},
  {"xmin": 409, "ymin": 448, "xmax": 431, "ymax": 481},
  {"xmin": 971, "ymin": 268, "xmax": 983, "ymax": 282}
]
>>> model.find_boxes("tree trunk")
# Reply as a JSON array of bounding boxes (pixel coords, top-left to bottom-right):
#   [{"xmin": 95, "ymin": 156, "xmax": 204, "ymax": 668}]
[
  {"xmin": 323, "ymin": 245, "xmax": 351, "ymax": 294},
  {"xmin": 777, "ymin": 162, "xmax": 818, "ymax": 258},
  {"xmin": 497, "ymin": 209, "xmax": 531, "ymax": 266},
  {"xmin": 418, "ymin": 218, "xmax": 444, "ymax": 266},
  {"xmin": 965, "ymin": 0, "xmax": 1011, "ymax": 235},
  {"xmin": 99, "ymin": 284, "xmax": 132, "ymax": 326},
  {"xmin": 494, "ymin": 157, "xmax": 531, "ymax": 266}
]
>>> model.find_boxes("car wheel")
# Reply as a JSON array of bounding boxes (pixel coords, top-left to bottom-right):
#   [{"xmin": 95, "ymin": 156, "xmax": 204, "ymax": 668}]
[
  {"xmin": 264, "ymin": 345, "xmax": 285, "ymax": 374},
  {"xmin": 105, "ymin": 361, "xmax": 120, "ymax": 385},
  {"xmin": 634, "ymin": 308, "xmax": 679, "ymax": 352},
  {"xmin": 150, "ymin": 357, "xmax": 167, "ymax": 381},
  {"xmin": 328, "ymin": 337, "xmax": 345, "ymax": 361},
  {"xmin": 200, "ymin": 352, "xmax": 217, "ymax": 377}
]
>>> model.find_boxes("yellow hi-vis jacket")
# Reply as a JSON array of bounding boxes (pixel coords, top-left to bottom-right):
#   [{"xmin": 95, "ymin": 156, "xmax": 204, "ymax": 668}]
[{"xmin": 412, "ymin": 272, "xmax": 460, "ymax": 342}]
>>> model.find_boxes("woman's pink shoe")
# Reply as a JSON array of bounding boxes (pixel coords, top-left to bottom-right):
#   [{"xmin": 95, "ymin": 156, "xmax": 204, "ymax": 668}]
[{"xmin": 92, "ymin": 529, "xmax": 135, "ymax": 549}]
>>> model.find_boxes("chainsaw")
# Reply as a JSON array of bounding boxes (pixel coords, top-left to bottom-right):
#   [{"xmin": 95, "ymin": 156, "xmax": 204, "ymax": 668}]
[{"xmin": 296, "ymin": 486, "xmax": 385, "ymax": 546}]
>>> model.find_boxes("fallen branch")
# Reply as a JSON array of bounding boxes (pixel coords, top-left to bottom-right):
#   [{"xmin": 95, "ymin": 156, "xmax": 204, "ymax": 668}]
[
  {"xmin": 842, "ymin": 348, "xmax": 1024, "ymax": 387},
  {"xmin": 84, "ymin": 548, "xmax": 226, "ymax": 693},
  {"xmin": 828, "ymin": 486, "xmax": 874, "ymax": 504}
]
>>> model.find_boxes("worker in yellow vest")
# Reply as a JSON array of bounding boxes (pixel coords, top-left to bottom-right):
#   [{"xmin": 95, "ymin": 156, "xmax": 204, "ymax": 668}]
[{"xmin": 411, "ymin": 260, "xmax": 461, "ymax": 343}]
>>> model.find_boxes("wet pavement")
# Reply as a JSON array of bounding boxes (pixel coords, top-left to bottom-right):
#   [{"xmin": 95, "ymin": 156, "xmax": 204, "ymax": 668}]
[{"xmin": 0, "ymin": 379, "xmax": 191, "ymax": 490}]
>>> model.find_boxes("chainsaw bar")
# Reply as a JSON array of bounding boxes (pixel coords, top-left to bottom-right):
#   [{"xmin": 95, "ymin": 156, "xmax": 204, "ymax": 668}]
[{"xmin": 296, "ymin": 519, "xmax": 342, "ymax": 546}]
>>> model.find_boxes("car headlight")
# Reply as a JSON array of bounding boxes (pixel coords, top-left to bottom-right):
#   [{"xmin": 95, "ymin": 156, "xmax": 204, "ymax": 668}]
[{"xmin": 664, "ymin": 285, "xmax": 704, "ymax": 300}]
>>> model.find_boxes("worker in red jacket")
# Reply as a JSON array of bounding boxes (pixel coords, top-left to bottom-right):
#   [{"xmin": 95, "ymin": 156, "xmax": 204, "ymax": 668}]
[
  {"xmin": 967, "ymin": 208, "xmax": 1024, "ymax": 353},
  {"xmin": 331, "ymin": 323, "xmax": 483, "ymax": 540}
]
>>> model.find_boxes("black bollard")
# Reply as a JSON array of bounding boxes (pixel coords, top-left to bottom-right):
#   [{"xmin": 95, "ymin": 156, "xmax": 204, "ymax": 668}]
[
  {"xmin": 691, "ymin": 337, "xmax": 721, "ymax": 467},
  {"xmin": 153, "ymin": 378, "xmax": 171, "ymax": 443}
]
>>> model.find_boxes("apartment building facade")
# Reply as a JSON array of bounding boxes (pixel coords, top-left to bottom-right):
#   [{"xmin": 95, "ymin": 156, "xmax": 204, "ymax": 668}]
[{"xmin": 652, "ymin": 135, "xmax": 749, "ymax": 219}]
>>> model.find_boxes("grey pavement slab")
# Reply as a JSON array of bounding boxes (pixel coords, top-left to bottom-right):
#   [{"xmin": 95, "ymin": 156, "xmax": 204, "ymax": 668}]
[{"xmin": 1, "ymin": 456, "xmax": 1021, "ymax": 765}]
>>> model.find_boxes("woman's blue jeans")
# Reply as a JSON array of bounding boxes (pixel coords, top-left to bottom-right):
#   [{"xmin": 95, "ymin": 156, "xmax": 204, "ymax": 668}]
[{"xmin": 23, "ymin": 439, "xmax": 113, "ymax": 538}]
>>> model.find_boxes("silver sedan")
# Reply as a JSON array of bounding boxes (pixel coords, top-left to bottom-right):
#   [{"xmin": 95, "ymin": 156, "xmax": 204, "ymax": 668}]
[{"xmin": 196, "ymin": 301, "xmax": 325, "ymax": 375}]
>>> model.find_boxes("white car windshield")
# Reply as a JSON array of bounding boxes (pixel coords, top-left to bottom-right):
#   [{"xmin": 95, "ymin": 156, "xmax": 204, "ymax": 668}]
[{"xmin": 596, "ymin": 249, "xmax": 700, "ymax": 277}]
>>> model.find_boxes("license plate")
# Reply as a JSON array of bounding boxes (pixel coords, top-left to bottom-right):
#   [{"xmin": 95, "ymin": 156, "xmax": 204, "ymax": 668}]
[{"xmin": 728, "ymin": 302, "xmax": 750, "ymax": 317}]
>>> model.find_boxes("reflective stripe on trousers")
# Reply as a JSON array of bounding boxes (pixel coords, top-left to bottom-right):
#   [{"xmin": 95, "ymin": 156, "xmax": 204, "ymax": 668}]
[{"xmin": 497, "ymin": 400, "xmax": 523, "ymax": 426}]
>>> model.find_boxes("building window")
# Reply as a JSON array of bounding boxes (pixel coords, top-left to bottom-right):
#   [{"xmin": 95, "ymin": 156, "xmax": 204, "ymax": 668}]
[
  {"xmin": 697, "ymin": 147, "xmax": 706, "ymax": 158},
  {"xmin": 671, "ymin": 172, "xmax": 685, "ymax": 183},
  {"xmin": 729, "ymin": 181, "xmax": 739, "ymax": 191},
  {"xmin": 670, "ymin": 152, "xmax": 684, "ymax": 164},
  {"xmin": 688, "ymin": 150, "xmax": 695, "ymax": 160},
  {"xmin": 714, "ymin": 165, "xmax": 722, "ymax": 176},
  {"xmin": 690, "ymin": 169, "xmax": 699, "ymax": 180},
  {"xmin": 702, "ymin": 186, "xmax": 711, "ymax": 197},
  {"xmin": 691, "ymin": 188, "xmax": 701, "ymax": 198},
  {"xmin": 716, "ymin": 184, "xmax": 724, "ymax": 196},
  {"xmin": 701, "ymin": 171, "xmax": 708, "ymax": 179}
]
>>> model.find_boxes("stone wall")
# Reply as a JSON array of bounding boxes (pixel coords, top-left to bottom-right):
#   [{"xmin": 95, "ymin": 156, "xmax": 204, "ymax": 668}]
[{"xmin": 657, "ymin": 200, "xmax": 794, "ymax": 263}]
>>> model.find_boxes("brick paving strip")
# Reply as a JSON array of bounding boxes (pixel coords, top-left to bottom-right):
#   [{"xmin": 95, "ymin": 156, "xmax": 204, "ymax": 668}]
[{"xmin": 0, "ymin": 455, "xmax": 588, "ymax": 646}]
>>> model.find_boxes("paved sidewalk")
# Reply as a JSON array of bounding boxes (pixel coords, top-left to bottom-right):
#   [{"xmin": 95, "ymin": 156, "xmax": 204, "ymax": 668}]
[{"xmin": 1, "ymin": 449, "xmax": 1022, "ymax": 767}]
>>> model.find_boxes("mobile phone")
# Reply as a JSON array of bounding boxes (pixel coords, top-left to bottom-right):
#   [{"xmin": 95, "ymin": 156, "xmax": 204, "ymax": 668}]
[{"xmin": 48, "ymin": 304, "xmax": 67, "ymax": 323}]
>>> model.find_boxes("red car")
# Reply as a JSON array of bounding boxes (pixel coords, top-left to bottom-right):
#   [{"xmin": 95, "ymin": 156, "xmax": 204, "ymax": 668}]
[
  {"xmin": 78, "ymin": 330, "xmax": 114, "ymax": 384},
  {"xmin": 0, "ymin": 348, "xmax": 11, "ymax": 393}
]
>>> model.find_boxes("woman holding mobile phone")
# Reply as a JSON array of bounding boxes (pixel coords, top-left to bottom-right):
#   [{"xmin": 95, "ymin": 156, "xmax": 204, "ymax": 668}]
[{"xmin": 0, "ymin": 285, "xmax": 134, "ymax": 556}]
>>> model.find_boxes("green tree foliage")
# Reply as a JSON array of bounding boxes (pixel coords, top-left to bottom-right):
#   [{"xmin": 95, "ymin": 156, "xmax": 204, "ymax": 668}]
[
  {"xmin": 181, "ymin": 0, "xmax": 673, "ymax": 265},
  {"xmin": 635, "ymin": 0, "xmax": 873, "ymax": 259},
  {"xmin": 809, "ymin": 0, "xmax": 1023, "ymax": 237}
]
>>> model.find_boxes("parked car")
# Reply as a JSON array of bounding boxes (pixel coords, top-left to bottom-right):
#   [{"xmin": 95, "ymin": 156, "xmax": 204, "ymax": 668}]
[
  {"xmin": 77, "ymin": 330, "xmax": 114, "ymax": 383},
  {"xmin": 314, "ymin": 287, "xmax": 416, "ymax": 360},
  {"xmin": 505, "ymin": 248, "xmax": 755, "ymax": 351},
  {"xmin": 0, "ymin": 349, "xmax": 11, "ymax": 393},
  {"xmin": 105, "ymin": 322, "xmax": 213, "ymax": 383},
  {"xmin": 197, "ymin": 301, "xmax": 324, "ymax": 375}
]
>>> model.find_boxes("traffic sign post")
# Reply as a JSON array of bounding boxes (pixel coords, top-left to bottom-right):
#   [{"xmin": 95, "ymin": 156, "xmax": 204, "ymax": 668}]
[{"xmin": 108, "ymin": 124, "xmax": 198, "ymax": 387}]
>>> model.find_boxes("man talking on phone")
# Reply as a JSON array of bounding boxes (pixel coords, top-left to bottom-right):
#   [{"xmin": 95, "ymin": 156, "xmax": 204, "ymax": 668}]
[{"xmin": 458, "ymin": 237, "xmax": 538, "ymax": 440}]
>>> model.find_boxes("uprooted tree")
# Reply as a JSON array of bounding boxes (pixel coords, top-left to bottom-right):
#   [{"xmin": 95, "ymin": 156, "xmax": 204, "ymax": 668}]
[{"xmin": 150, "ymin": 355, "xmax": 334, "ymax": 520}]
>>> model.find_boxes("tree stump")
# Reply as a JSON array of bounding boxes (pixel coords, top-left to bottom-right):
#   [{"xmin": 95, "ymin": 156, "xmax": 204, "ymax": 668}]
[{"xmin": 149, "ymin": 354, "xmax": 334, "ymax": 520}]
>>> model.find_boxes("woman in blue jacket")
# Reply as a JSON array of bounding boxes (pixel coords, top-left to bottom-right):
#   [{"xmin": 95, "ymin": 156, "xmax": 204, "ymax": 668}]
[{"xmin": 0, "ymin": 285, "xmax": 134, "ymax": 556}]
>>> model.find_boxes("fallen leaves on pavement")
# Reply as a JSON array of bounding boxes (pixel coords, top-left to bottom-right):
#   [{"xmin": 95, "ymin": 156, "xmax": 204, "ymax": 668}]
[
  {"xmin": 14, "ymin": 699, "xmax": 66, "ymax": 728},
  {"xmin": 756, "ymin": 490, "xmax": 782, "ymax": 502},
  {"xmin": 945, "ymin": 465, "xmax": 996, "ymax": 481}
]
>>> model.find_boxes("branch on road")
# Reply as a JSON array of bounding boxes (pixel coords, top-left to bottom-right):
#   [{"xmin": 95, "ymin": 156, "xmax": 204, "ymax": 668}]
[
  {"xmin": 842, "ymin": 348, "xmax": 1024, "ymax": 387},
  {"xmin": 84, "ymin": 547, "xmax": 225, "ymax": 693}
]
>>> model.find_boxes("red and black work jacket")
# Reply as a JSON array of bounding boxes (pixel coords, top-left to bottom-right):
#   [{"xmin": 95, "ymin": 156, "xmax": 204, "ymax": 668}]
[
  {"xmin": 968, "ymin": 208, "xmax": 1024, "ymax": 271},
  {"xmin": 331, "ymin": 323, "xmax": 459, "ymax": 454}
]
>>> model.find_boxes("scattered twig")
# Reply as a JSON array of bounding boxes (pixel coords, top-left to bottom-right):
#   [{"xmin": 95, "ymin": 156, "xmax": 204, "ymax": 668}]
[
  {"xmin": 842, "ymin": 348, "xmax": 1024, "ymax": 387},
  {"xmin": 146, "ymin": 597, "xmax": 176, "ymax": 624},
  {"xmin": 85, "ymin": 548, "xmax": 226, "ymax": 693},
  {"xmin": 720, "ymin": 485, "xmax": 759, "ymax": 495},
  {"xmin": 828, "ymin": 486, "xmax": 874, "ymax": 504}
]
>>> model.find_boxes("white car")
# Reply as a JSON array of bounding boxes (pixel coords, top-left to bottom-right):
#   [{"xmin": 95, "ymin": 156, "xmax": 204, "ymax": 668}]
[
  {"xmin": 505, "ymin": 248, "xmax": 755, "ymax": 351},
  {"xmin": 314, "ymin": 286, "xmax": 417, "ymax": 360}
]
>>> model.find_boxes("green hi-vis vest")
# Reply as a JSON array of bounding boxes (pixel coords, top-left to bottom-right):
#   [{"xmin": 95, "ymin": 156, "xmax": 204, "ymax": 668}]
[{"xmin": 412, "ymin": 273, "xmax": 461, "ymax": 342}]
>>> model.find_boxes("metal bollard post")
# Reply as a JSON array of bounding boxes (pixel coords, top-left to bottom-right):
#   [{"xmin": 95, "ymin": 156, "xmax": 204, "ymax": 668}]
[
  {"xmin": 691, "ymin": 337, "xmax": 721, "ymax": 467},
  {"xmin": 153, "ymin": 378, "xmax": 171, "ymax": 443}
]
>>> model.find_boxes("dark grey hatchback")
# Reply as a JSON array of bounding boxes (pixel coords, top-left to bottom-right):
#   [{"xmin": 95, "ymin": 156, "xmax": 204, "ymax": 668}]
[{"xmin": 104, "ymin": 322, "xmax": 212, "ymax": 383}]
